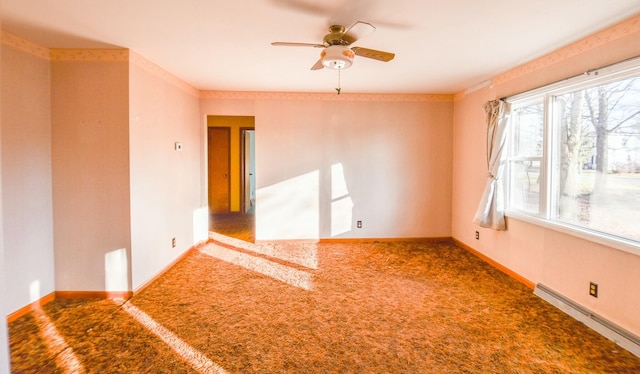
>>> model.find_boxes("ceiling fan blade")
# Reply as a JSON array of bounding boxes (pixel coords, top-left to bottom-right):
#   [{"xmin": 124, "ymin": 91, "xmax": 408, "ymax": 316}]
[
  {"xmin": 272, "ymin": 0, "xmax": 334, "ymax": 16},
  {"xmin": 271, "ymin": 42, "xmax": 325, "ymax": 48},
  {"xmin": 352, "ymin": 47, "xmax": 395, "ymax": 62},
  {"xmin": 310, "ymin": 59, "xmax": 324, "ymax": 70},
  {"xmin": 342, "ymin": 21, "xmax": 375, "ymax": 44}
]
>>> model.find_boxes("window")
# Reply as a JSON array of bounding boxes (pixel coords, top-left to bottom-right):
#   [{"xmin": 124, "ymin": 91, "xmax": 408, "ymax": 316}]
[
  {"xmin": 506, "ymin": 58, "xmax": 640, "ymax": 249},
  {"xmin": 508, "ymin": 98, "xmax": 545, "ymax": 215}
]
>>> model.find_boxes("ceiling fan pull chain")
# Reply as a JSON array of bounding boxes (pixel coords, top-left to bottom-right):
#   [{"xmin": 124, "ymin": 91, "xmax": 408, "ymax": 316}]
[{"xmin": 336, "ymin": 69, "xmax": 342, "ymax": 95}]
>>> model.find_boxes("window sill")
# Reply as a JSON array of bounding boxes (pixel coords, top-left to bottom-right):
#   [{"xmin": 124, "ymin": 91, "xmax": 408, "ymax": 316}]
[{"xmin": 505, "ymin": 210, "xmax": 640, "ymax": 257}]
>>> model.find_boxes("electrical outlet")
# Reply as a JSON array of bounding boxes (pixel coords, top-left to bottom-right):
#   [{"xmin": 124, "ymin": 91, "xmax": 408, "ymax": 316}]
[
  {"xmin": 589, "ymin": 282, "xmax": 598, "ymax": 298},
  {"xmin": 357, "ymin": 220, "xmax": 362, "ymax": 228},
  {"xmin": 172, "ymin": 237, "xmax": 176, "ymax": 248},
  {"xmin": 475, "ymin": 231, "xmax": 479, "ymax": 240}
]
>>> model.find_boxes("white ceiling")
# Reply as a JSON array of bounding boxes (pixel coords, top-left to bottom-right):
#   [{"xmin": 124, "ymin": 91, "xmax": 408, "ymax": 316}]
[{"xmin": 2, "ymin": 0, "xmax": 640, "ymax": 94}]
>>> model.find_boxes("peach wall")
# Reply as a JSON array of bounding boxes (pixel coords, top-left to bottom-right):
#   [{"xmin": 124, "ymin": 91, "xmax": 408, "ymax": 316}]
[
  {"xmin": 0, "ymin": 18, "xmax": 11, "ymax": 372},
  {"xmin": 1, "ymin": 41, "xmax": 55, "ymax": 313},
  {"xmin": 129, "ymin": 53, "xmax": 204, "ymax": 290},
  {"xmin": 51, "ymin": 53, "xmax": 132, "ymax": 292},
  {"xmin": 452, "ymin": 14, "xmax": 640, "ymax": 335},
  {"xmin": 201, "ymin": 93, "xmax": 453, "ymax": 240},
  {"xmin": 1, "ymin": 34, "xmax": 206, "ymax": 322},
  {"xmin": 1, "ymin": 37, "xmax": 205, "ymax": 301}
]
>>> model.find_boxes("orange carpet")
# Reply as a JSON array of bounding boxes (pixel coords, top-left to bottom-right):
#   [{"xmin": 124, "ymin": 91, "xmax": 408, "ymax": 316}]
[{"xmin": 8, "ymin": 214, "xmax": 640, "ymax": 373}]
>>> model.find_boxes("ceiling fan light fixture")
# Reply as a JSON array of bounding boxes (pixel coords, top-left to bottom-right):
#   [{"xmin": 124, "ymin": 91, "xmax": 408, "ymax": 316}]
[{"xmin": 321, "ymin": 45, "xmax": 354, "ymax": 70}]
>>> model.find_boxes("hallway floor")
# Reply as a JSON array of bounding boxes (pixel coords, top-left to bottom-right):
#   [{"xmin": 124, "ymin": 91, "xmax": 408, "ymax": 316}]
[{"xmin": 210, "ymin": 213, "xmax": 255, "ymax": 242}]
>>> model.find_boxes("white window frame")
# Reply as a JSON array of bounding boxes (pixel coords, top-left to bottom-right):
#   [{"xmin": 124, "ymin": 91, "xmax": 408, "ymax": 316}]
[{"xmin": 505, "ymin": 57, "xmax": 640, "ymax": 257}]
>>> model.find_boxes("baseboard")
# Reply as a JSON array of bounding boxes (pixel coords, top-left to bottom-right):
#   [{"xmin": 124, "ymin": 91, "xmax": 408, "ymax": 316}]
[
  {"xmin": 6, "ymin": 241, "xmax": 208, "ymax": 324},
  {"xmin": 319, "ymin": 237, "xmax": 452, "ymax": 244},
  {"xmin": 250, "ymin": 237, "xmax": 453, "ymax": 245},
  {"xmin": 453, "ymin": 238, "xmax": 535, "ymax": 289},
  {"xmin": 55, "ymin": 291, "xmax": 133, "ymax": 300},
  {"xmin": 6, "ymin": 292, "xmax": 56, "ymax": 323},
  {"xmin": 7, "ymin": 291, "xmax": 133, "ymax": 323},
  {"xmin": 534, "ymin": 283, "xmax": 640, "ymax": 358},
  {"xmin": 133, "ymin": 241, "xmax": 207, "ymax": 295}
]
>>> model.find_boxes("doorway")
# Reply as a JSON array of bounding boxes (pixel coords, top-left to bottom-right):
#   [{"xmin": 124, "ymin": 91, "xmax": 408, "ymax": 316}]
[{"xmin": 207, "ymin": 116, "xmax": 256, "ymax": 241}]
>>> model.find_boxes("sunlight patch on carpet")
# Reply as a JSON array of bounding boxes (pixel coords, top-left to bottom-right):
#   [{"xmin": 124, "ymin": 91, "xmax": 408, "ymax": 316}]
[
  {"xmin": 123, "ymin": 303, "xmax": 228, "ymax": 374},
  {"xmin": 200, "ymin": 243, "xmax": 314, "ymax": 290},
  {"xmin": 209, "ymin": 231, "xmax": 318, "ymax": 269},
  {"xmin": 33, "ymin": 307, "xmax": 85, "ymax": 373}
]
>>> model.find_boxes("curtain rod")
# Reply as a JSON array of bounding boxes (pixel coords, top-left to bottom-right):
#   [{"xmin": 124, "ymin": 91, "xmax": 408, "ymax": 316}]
[{"xmin": 505, "ymin": 54, "xmax": 640, "ymax": 102}]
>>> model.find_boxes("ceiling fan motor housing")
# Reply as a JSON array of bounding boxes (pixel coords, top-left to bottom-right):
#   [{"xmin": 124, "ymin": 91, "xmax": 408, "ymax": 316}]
[
  {"xmin": 323, "ymin": 25, "xmax": 356, "ymax": 46},
  {"xmin": 321, "ymin": 45, "xmax": 355, "ymax": 69}
]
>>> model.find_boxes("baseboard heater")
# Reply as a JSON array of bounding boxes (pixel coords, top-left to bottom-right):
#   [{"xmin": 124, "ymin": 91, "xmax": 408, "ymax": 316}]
[{"xmin": 534, "ymin": 283, "xmax": 640, "ymax": 358}]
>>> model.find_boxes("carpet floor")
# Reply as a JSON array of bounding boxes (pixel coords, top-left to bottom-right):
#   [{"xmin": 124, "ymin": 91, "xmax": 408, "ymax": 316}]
[{"xmin": 8, "ymin": 213, "xmax": 640, "ymax": 373}]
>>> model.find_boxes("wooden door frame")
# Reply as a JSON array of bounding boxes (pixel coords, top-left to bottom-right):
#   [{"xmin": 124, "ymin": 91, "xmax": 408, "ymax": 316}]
[{"xmin": 240, "ymin": 127, "xmax": 255, "ymax": 214}]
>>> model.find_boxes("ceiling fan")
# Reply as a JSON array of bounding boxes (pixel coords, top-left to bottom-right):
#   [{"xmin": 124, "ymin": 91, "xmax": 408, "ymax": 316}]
[{"xmin": 271, "ymin": 21, "xmax": 395, "ymax": 70}]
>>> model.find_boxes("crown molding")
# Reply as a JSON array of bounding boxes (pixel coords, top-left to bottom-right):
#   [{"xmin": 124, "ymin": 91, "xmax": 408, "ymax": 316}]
[
  {"xmin": 1, "ymin": 30, "xmax": 49, "ymax": 60},
  {"xmin": 130, "ymin": 51, "xmax": 199, "ymax": 97},
  {"xmin": 50, "ymin": 48, "xmax": 129, "ymax": 62},
  {"xmin": 199, "ymin": 90, "xmax": 453, "ymax": 102}
]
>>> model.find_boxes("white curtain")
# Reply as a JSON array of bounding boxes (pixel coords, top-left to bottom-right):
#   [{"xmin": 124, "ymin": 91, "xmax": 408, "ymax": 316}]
[{"xmin": 473, "ymin": 99, "xmax": 511, "ymax": 230}]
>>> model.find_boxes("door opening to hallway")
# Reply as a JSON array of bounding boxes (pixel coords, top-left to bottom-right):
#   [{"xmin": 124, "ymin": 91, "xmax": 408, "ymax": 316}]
[{"xmin": 207, "ymin": 116, "xmax": 255, "ymax": 242}]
